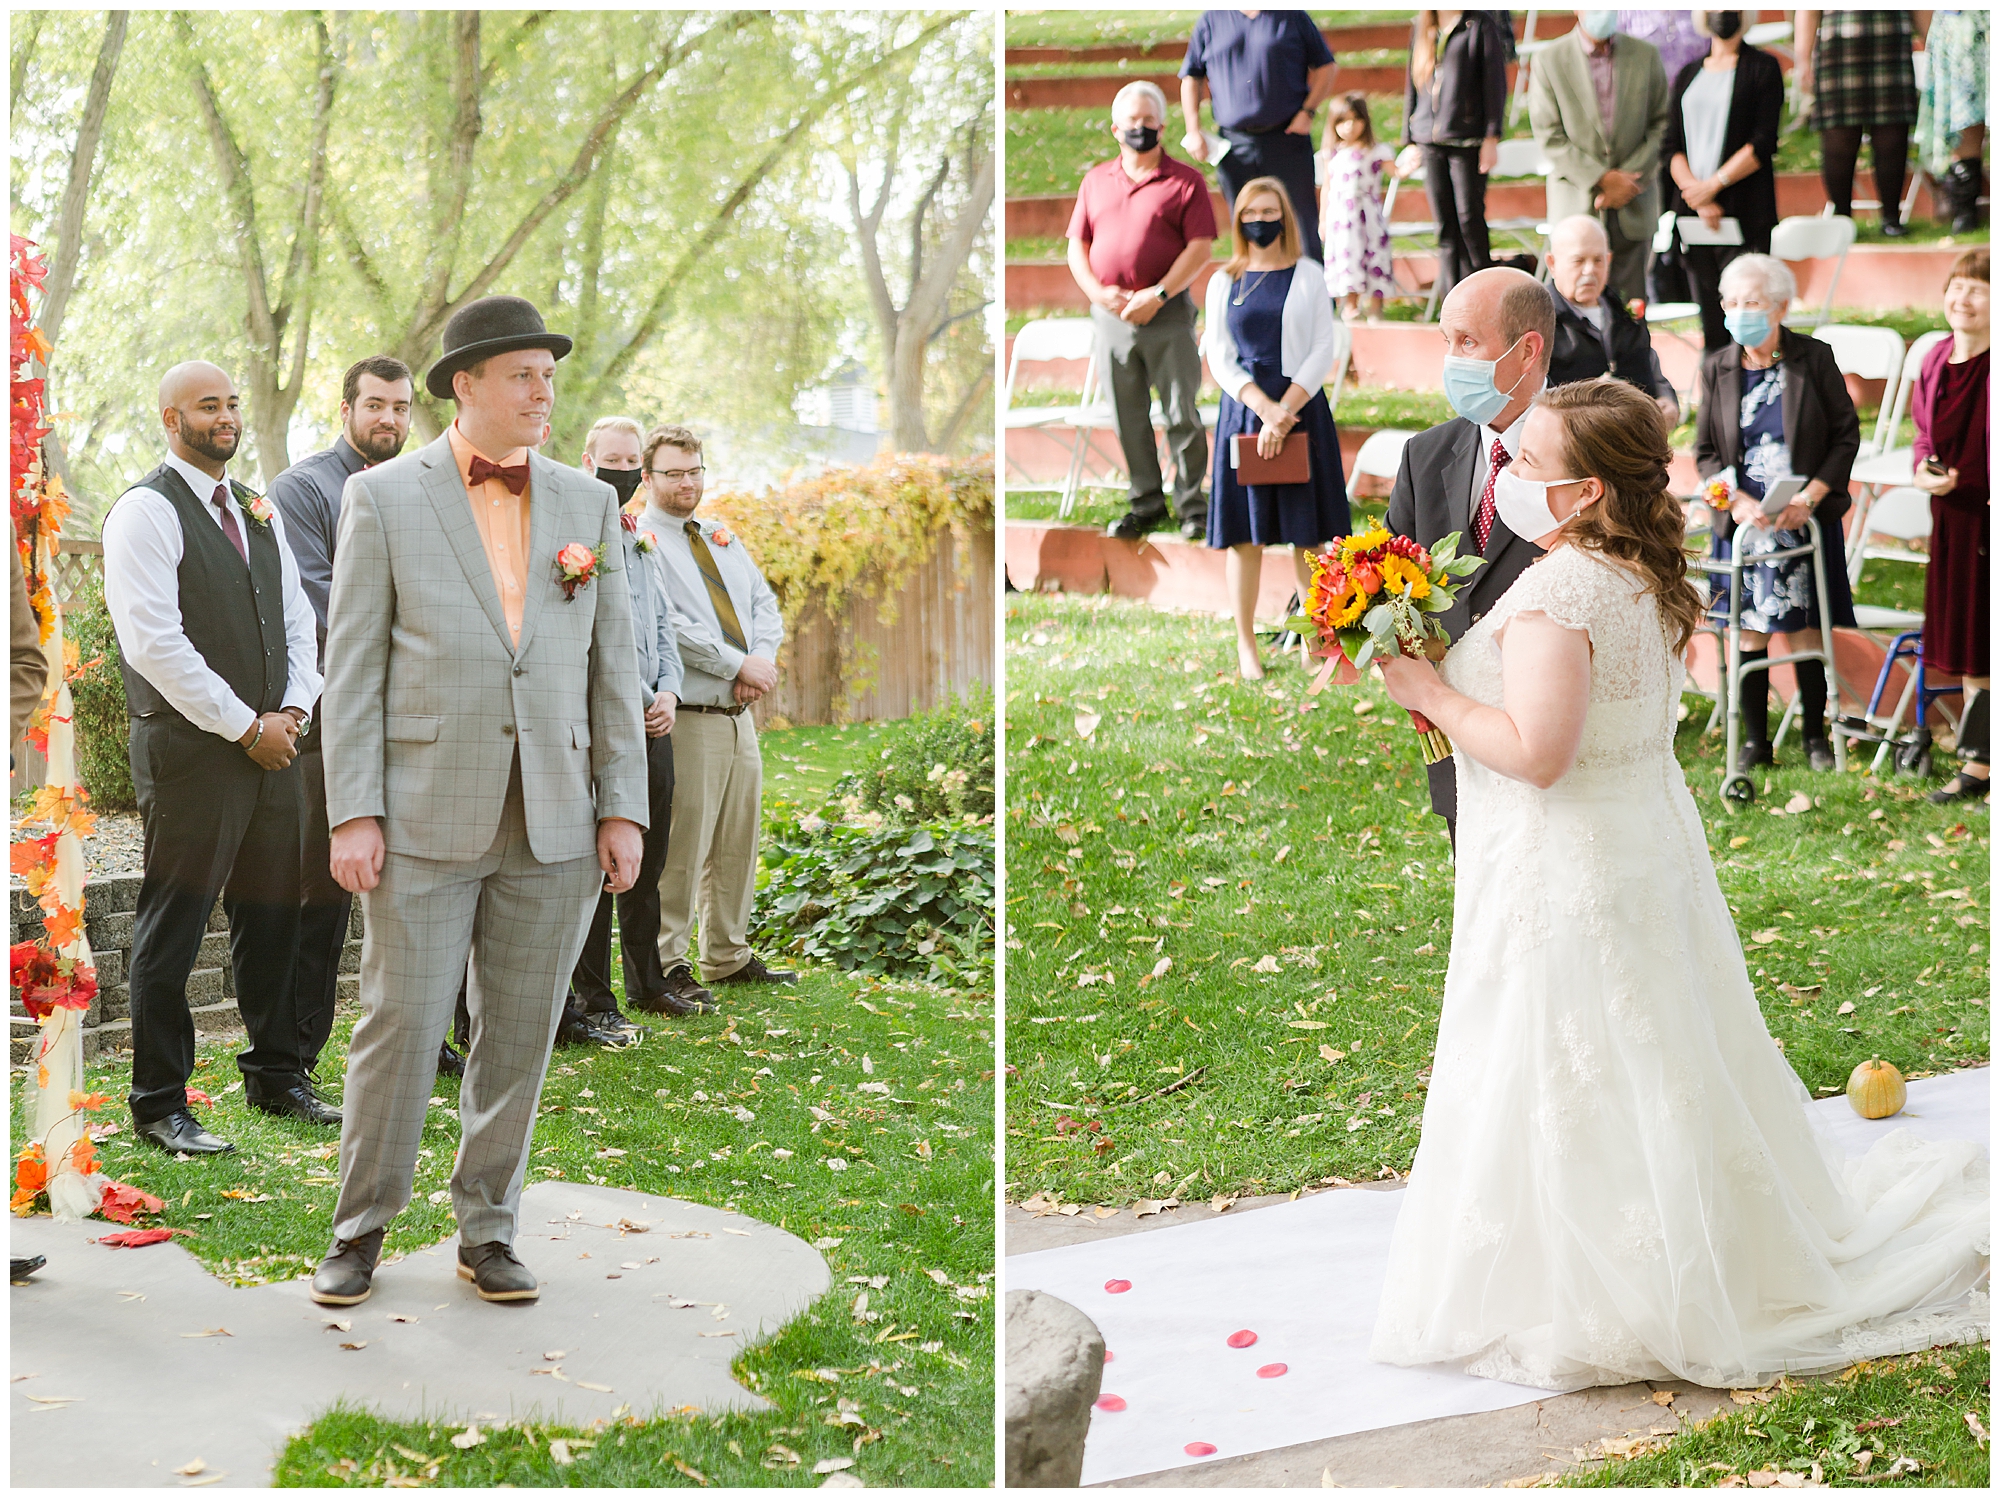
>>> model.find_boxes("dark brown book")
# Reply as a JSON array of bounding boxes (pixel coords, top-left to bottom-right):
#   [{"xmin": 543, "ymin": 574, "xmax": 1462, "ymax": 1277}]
[{"xmin": 1231, "ymin": 431, "xmax": 1310, "ymax": 485}]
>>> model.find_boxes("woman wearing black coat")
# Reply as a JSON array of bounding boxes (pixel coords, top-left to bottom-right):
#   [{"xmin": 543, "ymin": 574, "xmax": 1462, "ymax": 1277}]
[
  {"xmin": 1404, "ymin": 10, "xmax": 1509, "ymax": 302},
  {"xmin": 1696, "ymin": 255, "xmax": 1862, "ymax": 774},
  {"xmin": 1662, "ymin": 13, "xmax": 1783, "ymax": 351}
]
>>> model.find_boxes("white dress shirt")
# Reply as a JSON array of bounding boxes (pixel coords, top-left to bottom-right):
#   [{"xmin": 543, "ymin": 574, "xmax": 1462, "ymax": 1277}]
[
  {"xmin": 102, "ymin": 450, "xmax": 322, "ymax": 743},
  {"xmin": 642, "ymin": 503, "xmax": 785, "ymax": 709},
  {"xmin": 1472, "ymin": 384, "xmax": 1548, "ymax": 512}
]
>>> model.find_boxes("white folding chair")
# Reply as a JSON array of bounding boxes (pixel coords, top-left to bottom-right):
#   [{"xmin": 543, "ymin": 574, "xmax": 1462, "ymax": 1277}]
[
  {"xmin": 1003, "ymin": 318, "xmax": 1100, "ymax": 488},
  {"xmin": 1323, "ymin": 318, "xmax": 1353, "ymax": 414},
  {"xmin": 1846, "ymin": 329, "xmax": 1952, "ymax": 579},
  {"xmin": 1351, "ymin": 429, "xmax": 1417, "ymax": 493},
  {"xmin": 1488, "ymin": 137, "xmax": 1552, "ymax": 269},
  {"xmin": 1856, "ymin": 485, "xmax": 1934, "ymax": 569},
  {"xmin": 1507, "ymin": 10, "xmax": 1553, "ymax": 132},
  {"xmin": 1382, "ymin": 158, "xmax": 1442, "ymax": 314},
  {"xmin": 1812, "ymin": 323, "xmax": 1906, "ymax": 455},
  {"xmin": 1770, "ymin": 214, "xmax": 1855, "ymax": 329}
]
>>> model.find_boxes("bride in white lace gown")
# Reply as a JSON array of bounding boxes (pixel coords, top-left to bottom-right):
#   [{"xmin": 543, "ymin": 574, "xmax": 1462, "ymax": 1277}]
[{"xmin": 1366, "ymin": 380, "xmax": 1988, "ymax": 1392}]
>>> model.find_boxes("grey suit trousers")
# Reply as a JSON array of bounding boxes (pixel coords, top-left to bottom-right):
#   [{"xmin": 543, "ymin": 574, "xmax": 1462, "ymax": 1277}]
[{"xmin": 331, "ymin": 758, "xmax": 600, "ymax": 1247}]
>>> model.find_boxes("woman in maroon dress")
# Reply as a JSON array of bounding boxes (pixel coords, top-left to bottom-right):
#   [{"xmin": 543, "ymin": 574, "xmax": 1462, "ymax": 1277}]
[{"xmin": 1911, "ymin": 248, "xmax": 1990, "ymax": 802}]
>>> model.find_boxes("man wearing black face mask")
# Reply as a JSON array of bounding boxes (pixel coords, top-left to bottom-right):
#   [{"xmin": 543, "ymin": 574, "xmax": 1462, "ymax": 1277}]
[
  {"xmin": 271, "ymin": 355, "xmax": 415, "ymax": 1089},
  {"xmin": 1068, "ymin": 80, "xmax": 1218, "ymax": 543},
  {"xmin": 566, "ymin": 414, "xmax": 686, "ymax": 1039}
]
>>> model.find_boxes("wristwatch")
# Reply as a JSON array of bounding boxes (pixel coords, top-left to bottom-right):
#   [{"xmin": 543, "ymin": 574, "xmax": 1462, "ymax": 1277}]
[{"xmin": 1153, "ymin": 284, "xmax": 1171, "ymax": 304}]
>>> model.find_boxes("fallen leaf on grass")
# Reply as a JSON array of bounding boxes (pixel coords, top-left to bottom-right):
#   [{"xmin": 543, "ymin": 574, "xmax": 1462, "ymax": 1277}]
[
  {"xmin": 1074, "ymin": 709, "xmax": 1101, "ymax": 741},
  {"xmin": 1729, "ymin": 1388, "xmax": 1773, "ymax": 1405},
  {"xmin": 1320, "ymin": 1044, "xmax": 1345, "ymax": 1062},
  {"xmin": 814, "ymin": 1457, "xmax": 856, "ymax": 1474},
  {"xmin": 449, "ymin": 1425, "xmax": 486, "ymax": 1450},
  {"xmin": 1651, "ymin": 1390, "xmax": 1676, "ymax": 1406},
  {"xmin": 1783, "ymin": 791, "xmax": 1812, "ymax": 814},
  {"xmin": 1838, "ymin": 1001, "xmax": 1856, "ymax": 1015},
  {"xmin": 1965, "ymin": 1410, "xmax": 1988, "ymax": 1447},
  {"xmin": 671, "ymin": 1457, "xmax": 710, "ymax": 1485},
  {"xmin": 1751, "ymin": 930, "xmax": 1781, "ymax": 945},
  {"xmin": 390, "ymin": 1446, "xmax": 434, "ymax": 1466},
  {"xmin": 548, "ymin": 1439, "xmax": 574, "ymax": 1466}
]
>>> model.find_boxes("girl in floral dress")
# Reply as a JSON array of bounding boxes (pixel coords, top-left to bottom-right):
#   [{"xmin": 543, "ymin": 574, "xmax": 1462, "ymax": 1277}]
[{"xmin": 1319, "ymin": 93, "xmax": 1400, "ymax": 321}]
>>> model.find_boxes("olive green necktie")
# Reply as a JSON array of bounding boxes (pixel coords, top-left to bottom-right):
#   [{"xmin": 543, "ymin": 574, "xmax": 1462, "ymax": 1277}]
[{"xmin": 684, "ymin": 521, "xmax": 748, "ymax": 651}]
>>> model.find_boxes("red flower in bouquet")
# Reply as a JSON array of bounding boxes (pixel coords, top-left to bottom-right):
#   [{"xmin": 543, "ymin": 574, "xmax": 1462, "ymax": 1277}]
[
  {"xmin": 1288, "ymin": 526, "xmax": 1484, "ymax": 764},
  {"xmin": 555, "ymin": 542, "xmax": 598, "ymax": 600}
]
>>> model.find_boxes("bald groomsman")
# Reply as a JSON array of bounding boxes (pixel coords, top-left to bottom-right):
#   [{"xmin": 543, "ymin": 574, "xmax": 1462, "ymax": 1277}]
[{"xmin": 103, "ymin": 360, "xmax": 338, "ymax": 1156}]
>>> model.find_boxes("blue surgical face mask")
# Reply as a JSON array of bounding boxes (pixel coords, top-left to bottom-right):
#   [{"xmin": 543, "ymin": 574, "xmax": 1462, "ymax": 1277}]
[
  {"xmin": 1580, "ymin": 11, "xmax": 1619, "ymax": 41},
  {"xmin": 1725, "ymin": 308, "xmax": 1774, "ymax": 349},
  {"xmin": 1442, "ymin": 333, "xmax": 1531, "ymax": 428}
]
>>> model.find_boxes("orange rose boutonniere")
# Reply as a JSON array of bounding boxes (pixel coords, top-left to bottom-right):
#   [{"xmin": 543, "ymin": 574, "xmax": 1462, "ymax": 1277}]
[
  {"xmin": 556, "ymin": 542, "xmax": 598, "ymax": 601},
  {"xmin": 709, "ymin": 525, "xmax": 735, "ymax": 548}
]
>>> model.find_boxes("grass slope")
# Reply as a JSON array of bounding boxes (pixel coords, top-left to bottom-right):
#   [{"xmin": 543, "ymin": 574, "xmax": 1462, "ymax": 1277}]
[
  {"xmin": 1002, "ymin": 591, "xmax": 1988, "ymax": 1208},
  {"xmin": 1556, "ymin": 1345, "xmax": 1990, "ymax": 1489},
  {"xmin": 19, "ymin": 730, "xmax": 995, "ymax": 1487}
]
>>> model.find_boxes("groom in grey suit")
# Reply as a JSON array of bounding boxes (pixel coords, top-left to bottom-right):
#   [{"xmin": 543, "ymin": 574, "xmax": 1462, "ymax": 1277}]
[{"xmin": 310, "ymin": 295, "xmax": 647, "ymax": 1306}]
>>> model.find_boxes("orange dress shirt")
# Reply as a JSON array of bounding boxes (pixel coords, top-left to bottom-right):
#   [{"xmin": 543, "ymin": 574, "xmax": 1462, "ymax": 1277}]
[{"xmin": 447, "ymin": 422, "xmax": 532, "ymax": 647}]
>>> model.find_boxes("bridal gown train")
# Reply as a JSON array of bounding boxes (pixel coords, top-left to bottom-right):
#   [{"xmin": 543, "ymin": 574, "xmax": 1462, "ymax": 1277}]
[{"xmin": 1368, "ymin": 544, "xmax": 1989, "ymax": 1392}]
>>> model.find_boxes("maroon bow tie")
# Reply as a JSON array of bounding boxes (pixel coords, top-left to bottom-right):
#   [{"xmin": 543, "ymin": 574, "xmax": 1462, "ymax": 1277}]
[{"xmin": 468, "ymin": 454, "xmax": 530, "ymax": 495}]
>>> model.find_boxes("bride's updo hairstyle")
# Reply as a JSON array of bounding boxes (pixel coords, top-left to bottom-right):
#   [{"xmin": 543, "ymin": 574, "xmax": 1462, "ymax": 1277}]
[{"xmin": 1535, "ymin": 378, "xmax": 1704, "ymax": 653}]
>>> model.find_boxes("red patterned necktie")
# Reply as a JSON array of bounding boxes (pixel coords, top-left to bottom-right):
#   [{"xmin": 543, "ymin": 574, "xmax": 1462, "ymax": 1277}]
[
  {"xmin": 212, "ymin": 484, "xmax": 247, "ymax": 563},
  {"xmin": 468, "ymin": 454, "xmax": 531, "ymax": 494},
  {"xmin": 1472, "ymin": 437, "xmax": 1508, "ymax": 551}
]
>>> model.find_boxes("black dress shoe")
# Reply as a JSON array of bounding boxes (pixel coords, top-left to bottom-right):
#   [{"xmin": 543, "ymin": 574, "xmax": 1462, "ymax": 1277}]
[
  {"xmin": 555, "ymin": 1009, "xmax": 637, "ymax": 1048},
  {"xmin": 712, "ymin": 954, "xmax": 798, "ymax": 986},
  {"xmin": 135, "ymin": 1109, "xmax": 234, "ymax": 1155},
  {"xmin": 1104, "ymin": 513, "xmax": 1149, "ymax": 542},
  {"xmin": 1880, "ymin": 220, "xmax": 1911, "ymax": 239},
  {"xmin": 435, "ymin": 1039, "xmax": 466, "ymax": 1078},
  {"xmin": 590, "ymin": 1007, "xmax": 650, "ymax": 1041},
  {"xmin": 1179, "ymin": 518, "xmax": 1207, "ymax": 542},
  {"xmin": 635, "ymin": 963, "xmax": 717, "ymax": 1014},
  {"xmin": 250, "ymin": 1083, "xmax": 342, "ymax": 1127},
  {"xmin": 1735, "ymin": 740, "xmax": 1775, "ymax": 774},
  {"xmin": 1929, "ymin": 772, "xmax": 1992, "ymax": 804},
  {"xmin": 1803, "ymin": 736, "xmax": 1837, "ymax": 772},
  {"xmin": 458, "ymin": 1240, "xmax": 538, "ymax": 1302},
  {"xmin": 310, "ymin": 1227, "xmax": 384, "ymax": 1306},
  {"xmin": 11, "ymin": 1254, "xmax": 46, "ymax": 1283}
]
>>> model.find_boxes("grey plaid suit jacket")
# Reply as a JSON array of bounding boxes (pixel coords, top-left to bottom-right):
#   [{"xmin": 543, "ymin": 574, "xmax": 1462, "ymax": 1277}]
[{"xmin": 322, "ymin": 432, "xmax": 648, "ymax": 864}]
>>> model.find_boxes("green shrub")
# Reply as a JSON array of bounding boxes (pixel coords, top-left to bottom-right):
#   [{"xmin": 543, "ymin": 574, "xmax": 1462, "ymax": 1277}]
[
  {"xmin": 834, "ymin": 687, "xmax": 994, "ymax": 821},
  {"xmin": 62, "ymin": 574, "xmax": 136, "ymax": 811},
  {"xmin": 753, "ymin": 821, "xmax": 994, "ymax": 984}
]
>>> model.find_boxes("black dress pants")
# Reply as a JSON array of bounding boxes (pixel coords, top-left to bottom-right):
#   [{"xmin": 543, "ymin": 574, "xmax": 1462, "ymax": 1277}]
[
  {"xmin": 1421, "ymin": 144, "xmax": 1491, "ymax": 303},
  {"xmin": 126, "ymin": 714, "xmax": 306, "ymax": 1125},
  {"xmin": 1217, "ymin": 126, "xmax": 1324, "ymax": 262},
  {"xmin": 569, "ymin": 729, "xmax": 675, "ymax": 1011},
  {"xmin": 294, "ymin": 724, "xmax": 353, "ymax": 1075}
]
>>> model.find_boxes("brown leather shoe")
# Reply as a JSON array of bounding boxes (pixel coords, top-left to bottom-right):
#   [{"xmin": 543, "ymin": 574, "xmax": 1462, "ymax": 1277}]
[
  {"xmin": 711, "ymin": 954, "xmax": 798, "ymax": 986},
  {"xmin": 310, "ymin": 1228, "xmax": 384, "ymax": 1306},
  {"xmin": 457, "ymin": 1240, "xmax": 538, "ymax": 1302},
  {"xmin": 632, "ymin": 963, "xmax": 716, "ymax": 1014}
]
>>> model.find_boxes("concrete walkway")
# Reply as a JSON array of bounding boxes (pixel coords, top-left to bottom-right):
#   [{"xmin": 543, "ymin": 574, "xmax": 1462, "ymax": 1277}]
[
  {"xmin": 1007, "ymin": 1193, "xmax": 1730, "ymax": 1489},
  {"xmin": 11, "ymin": 1182, "xmax": 830, "ymax": 1487}
]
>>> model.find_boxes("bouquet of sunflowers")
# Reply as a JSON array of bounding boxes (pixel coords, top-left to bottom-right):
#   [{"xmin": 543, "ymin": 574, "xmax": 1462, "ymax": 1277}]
[{"xmin": 1288, "ymin": 526, "xmax": 1483, "ymax": 764}]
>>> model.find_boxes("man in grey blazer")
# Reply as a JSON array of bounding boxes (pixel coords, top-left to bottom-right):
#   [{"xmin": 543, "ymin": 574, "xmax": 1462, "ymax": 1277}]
[
  {"xmin": 310, "ymin": 296, "xmax": 647, "ymax": 1306},
  {"xmin": 1527, "ymin": 13, "xmax": 1671, "ymax": 303}
]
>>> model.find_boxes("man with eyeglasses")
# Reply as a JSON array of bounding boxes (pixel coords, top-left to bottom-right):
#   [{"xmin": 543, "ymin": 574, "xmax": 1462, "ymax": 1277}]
[{"xmin": 637, "ymin": 425, "xmax": 794, "ymax": 1006}]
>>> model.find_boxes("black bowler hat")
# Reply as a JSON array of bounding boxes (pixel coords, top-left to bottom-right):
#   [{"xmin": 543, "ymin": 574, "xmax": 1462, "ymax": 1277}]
[{"xmin": 424, "ymin": 295, "xmax": 573, "ymax": 399}]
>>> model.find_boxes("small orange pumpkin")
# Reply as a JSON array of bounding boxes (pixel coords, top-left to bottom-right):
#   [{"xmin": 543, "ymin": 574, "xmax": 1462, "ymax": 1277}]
[{"xmin": 1846, "ymin": 1057, "xmax": 1906, "ymax": 1119}]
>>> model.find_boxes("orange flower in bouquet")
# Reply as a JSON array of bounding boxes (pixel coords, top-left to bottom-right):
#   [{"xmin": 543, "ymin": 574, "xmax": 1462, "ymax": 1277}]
[{"xmin": 1289, "ymin": 525, "xmax": 1484, "ymax": 764}]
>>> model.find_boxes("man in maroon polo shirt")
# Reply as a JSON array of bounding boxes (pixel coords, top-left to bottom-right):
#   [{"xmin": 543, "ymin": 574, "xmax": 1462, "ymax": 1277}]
[{"xmin": 1067, "ymin": 80, "xmax": 1218, "ymax": 542}]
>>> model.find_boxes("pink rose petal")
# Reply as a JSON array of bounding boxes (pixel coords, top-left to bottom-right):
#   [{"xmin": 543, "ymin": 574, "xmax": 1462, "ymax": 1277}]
[
  {"xmin": 1095, "ymin": 1394, "xmax": 1127, "ymax": 1412},
  {"xmin": 1104, "ymin": 1349, "xmax": 1115, "ymax": 1362},
  {"xmin": 1104, "ymin": 1278, "xmax": 1132, "ymax": 1294},
  {"xmin": 1185, "ymin": 1442, "xmax": 1218, "ymax": 1457},
  {"xmin": 1257, "ymin": 1362, "xmax": 1289, "ymax": 1378},
  {"xmin": 1226, "ymin": 1329, "xmax": 1258, "ymax": 1348}
]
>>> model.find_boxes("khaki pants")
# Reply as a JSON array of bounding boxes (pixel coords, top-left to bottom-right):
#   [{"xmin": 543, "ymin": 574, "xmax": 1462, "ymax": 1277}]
[{"xmin": 655, "ymin": 708, "xmax": 761, "ymax": 978}]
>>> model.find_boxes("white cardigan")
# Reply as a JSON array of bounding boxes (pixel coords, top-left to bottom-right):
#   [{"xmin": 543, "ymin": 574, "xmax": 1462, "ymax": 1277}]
[{"xmin": 1203, "ymin": 256, "xmax": 1337, "ymax": 403}]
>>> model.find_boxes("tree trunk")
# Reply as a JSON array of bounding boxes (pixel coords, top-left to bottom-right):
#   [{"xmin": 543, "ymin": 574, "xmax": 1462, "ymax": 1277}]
[{"xmin": 39, "ymin": 12, "xmax": 128, "ymax": 351}]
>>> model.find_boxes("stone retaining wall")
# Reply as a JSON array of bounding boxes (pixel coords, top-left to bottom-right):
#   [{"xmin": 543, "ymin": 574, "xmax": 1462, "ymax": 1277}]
[{"xmin": 9, "ymin": 875, "xmax": 363, "ymax": 1065}]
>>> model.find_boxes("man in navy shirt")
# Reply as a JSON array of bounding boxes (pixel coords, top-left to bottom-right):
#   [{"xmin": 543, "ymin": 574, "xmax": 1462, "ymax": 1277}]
[
  {"xmin": 269, "ymin": 355, "xmax": 417, "ymax": 1087},
  {"xmin": 1180, "ymin": 8, "xmax": 1340, "ymax": 260}
]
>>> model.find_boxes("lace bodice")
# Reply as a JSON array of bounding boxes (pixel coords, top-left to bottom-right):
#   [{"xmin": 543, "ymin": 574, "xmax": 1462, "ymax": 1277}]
[{"xmin": 1439, "ymin": 545, "xmax": 1686, "ymax": 780}]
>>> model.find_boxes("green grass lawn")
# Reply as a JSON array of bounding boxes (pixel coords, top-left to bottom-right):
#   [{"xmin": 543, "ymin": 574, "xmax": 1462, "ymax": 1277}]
[
  {"xmin": 1002, "ymin": 591, "xmax": 1987, "ymax": 1209},
  {"xmin": 1004, "ymin": 10, "xmax": 1413, "ymax": 51},
  {"xmin": 1558, "ymin": 1344, "xmax": 1991, "ymax": 1488},
  {"xmin": 18, "ymin": 727, "xmax": 995, "ymax": 1487}
]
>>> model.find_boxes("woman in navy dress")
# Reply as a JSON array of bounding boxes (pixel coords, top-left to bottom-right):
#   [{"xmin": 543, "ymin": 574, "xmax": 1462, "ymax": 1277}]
[{"xmin": 1203, "ymin": 176, "xmax": 1350, "ymax": 679}]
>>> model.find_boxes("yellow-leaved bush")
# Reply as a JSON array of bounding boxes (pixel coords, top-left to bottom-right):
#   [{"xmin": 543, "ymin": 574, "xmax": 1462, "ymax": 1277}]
[{"xmin": 700, "ymin": 452, "xmax": 993, "ymax": 631}]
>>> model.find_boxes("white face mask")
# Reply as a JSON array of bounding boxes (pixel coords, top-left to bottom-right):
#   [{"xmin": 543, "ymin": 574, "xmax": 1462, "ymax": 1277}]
[{"xmin": 1493, "ymin": 467, "xmax": 1591, "ymax": 543}]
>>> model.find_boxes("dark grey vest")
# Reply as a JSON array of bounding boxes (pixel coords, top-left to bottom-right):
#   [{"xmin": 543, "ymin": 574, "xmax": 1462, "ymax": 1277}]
[{"xmin": 115, "ymin": 463, "xmax": 290, "ymax": 723}]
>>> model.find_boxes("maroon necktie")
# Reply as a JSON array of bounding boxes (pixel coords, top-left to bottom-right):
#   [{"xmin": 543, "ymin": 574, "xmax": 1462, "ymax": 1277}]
[
  {"xmin": 1472, "ymin": 438, "xmax": 1508, "ymax": 552},
  {"xmin": 468, "ymin": 455, "xmax": 531, "ymax": 494},
  {"xmin": 212, "ymin": 484, "xmax": 247, "ymax": 564}
]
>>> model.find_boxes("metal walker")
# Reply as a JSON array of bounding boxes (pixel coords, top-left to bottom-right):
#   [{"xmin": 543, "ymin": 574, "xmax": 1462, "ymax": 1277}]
[{"xmin": 1691, "ymin": 515, "xmax": 1847, "ymax": 806}]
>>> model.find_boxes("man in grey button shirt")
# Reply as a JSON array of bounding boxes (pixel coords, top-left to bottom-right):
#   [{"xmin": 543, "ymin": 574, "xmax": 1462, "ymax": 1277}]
[
  {"xmin": 638, "ymin": 424, "xmax": 795, "ymax": 1004},
  {"xmin": 270, "ymin": 355, "xmax": 418, "ymax": 1083}
]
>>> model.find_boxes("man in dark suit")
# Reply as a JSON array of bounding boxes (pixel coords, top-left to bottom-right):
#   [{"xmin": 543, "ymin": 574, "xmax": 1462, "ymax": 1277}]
[
  {"xmin": 1544, "ymin": 215, "xmax": 1681, "ymax": 428},
  {"xmin": 1386, "ymin": 266, "xmax": 1557, "ymax": 839}
]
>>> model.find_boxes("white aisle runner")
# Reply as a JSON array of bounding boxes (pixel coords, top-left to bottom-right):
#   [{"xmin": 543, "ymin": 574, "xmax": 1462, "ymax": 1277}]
[{"xmin": 1006, "ymin": 1070, "xmax": 1990, "ymax": 1486}]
